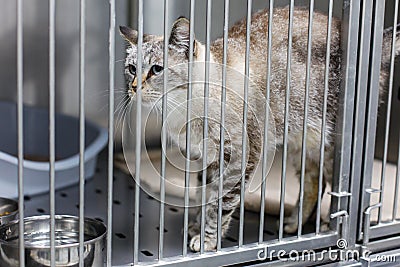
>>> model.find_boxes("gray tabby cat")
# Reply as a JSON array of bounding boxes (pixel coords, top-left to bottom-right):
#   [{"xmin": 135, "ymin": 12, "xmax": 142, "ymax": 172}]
[{"xmin": 120, "ymin": 7, "xmax": 400, "ymax": 252}]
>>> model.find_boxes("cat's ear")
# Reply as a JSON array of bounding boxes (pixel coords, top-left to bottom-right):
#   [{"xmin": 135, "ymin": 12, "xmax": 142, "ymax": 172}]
[
  {"xmin": 119, "ymin": 26, "xmax": 138, "ymax": 44},
  {"xmin": 169, "ymin": 17, "xmax": 194, "ymax": 57}
]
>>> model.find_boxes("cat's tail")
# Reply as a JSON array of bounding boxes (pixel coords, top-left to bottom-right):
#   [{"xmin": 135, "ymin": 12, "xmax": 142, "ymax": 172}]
[{"xmin": 379, "ymin": 23, "xmax": 400, "ymax": 100}]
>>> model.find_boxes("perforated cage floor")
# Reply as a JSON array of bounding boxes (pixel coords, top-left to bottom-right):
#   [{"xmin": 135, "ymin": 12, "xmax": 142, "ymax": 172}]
[{"xmin": 23, "ymin": 150, "xmax": 316, "ymax": 266}]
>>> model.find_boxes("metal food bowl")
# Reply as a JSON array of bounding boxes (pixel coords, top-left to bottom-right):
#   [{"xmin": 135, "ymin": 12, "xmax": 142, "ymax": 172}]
[
  {"xmin": 0, "ymin": 215, "xmax": 106, "ymax": 267},
  {"xmin": 0, "ymin": 198, "xmax": 18, "ymax": 226}
]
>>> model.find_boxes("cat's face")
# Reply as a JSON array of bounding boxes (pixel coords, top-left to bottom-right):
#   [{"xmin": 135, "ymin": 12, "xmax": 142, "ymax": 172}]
[{"xmin": 120, "ymin": 18, "xmax": 199, "ymax": 109}]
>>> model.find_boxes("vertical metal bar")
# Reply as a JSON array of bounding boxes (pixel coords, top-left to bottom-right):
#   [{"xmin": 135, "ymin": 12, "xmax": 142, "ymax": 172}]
[
  {"xmin": 391, "ymin": 0, "xmax": 400, "ymax": 222},
  {"xmin": 394, "ymin": 128, "xmax": 400, "ymax": 220},
  {"xmin": 379, "ymin": 0, "xmax": 398, "ymax": 224},
  {"xmin": 78, "ymin": 0, "xmax": 86, "ymax": 265},
  {"xmin": 350, "ymin": 0, "xmax": 373, "ymax": 242},
  {"xmin": 16, "ymin": 0, "xmax": 25, "ymax": 265},
  {"xmin": 316, "ymin": 0, "xmax": 333, "ymax": 235},
  {"xmin": 217, "ymin": 0, "xmax": 229, "ymax": 251},
  {"xmin": 183, "ymin": 0, "xmax": 195, "ymax": 257},
  {"xmin": 49, "ymin": 0, "xmax": 56, "ymax": 265},
  {"xmin": 363, "ymin": 203, "xmax": 381, "ymax": 246},
  {"xmin": 278, "ymin": 0, "xmax": 294, "ymax": 241},
  {"xmin": 107, "ymin": 0, "xmax": 115, "ymax": 265},
  {"xmin": 360, "ymin": 0, "xmax": 386, "ymax": 233},
  {"xmin": 297, "ymin": 0, "xmax": 314, "ymax": 237},
  {"xmin": 238, "ymin": 0, "xmax": 252, "ymax": 247},
  {"xmin": 259, "ymin": 0, "xmax": 273, "ymax": 244},
  {"xmin": 134, "ymin": 0, "xmax": 143, "ymax": 263},
  {"xmin": 159, "ymin": 0, "xmax": 168, "ymax": 260},
  {"xmin": 200, "ymin": 0, "xmax": 212, "ymax": 254},
  {"xmin": 332, "ymin": 0, "xmax": 360, "ymax": 236}
]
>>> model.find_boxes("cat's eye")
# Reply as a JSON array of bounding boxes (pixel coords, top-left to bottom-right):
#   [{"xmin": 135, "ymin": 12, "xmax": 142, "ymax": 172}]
[
  {"xmin": 128, "ymin": 64, "xmax": 136, "ymax": 76},
  {"xmin": 150, "ymin": 65, "xmax": 163, "ymax": 76}
]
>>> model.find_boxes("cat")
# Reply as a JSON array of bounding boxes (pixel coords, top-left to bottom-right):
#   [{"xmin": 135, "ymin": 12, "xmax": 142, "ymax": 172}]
[{"xmin": 120, "ymin": 7, "xmax": 400, "ymax": 252}]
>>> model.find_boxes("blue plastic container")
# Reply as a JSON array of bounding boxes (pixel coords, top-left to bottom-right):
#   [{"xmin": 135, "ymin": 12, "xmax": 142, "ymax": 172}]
[{"xmin": 0, "ymin": 102, "xmax": 108, "ymax": 198}]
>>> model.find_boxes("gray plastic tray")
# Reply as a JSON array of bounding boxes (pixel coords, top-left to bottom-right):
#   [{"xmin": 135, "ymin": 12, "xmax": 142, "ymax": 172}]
[{"xmin": 0, "ymin": 101, "xmax": 108, "ymax": 198}]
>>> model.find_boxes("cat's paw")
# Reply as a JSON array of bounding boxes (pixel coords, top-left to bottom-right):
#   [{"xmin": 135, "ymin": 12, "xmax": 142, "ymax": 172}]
[
  {"xmin": 283, "ymin": 215, "xmax": 298, "ymax": 234},
  {"xmin": 188, "ymin": 222, "xmax": 200, "ymax": 238},
  {"xmin": 189, "ymin": 234, "xmax": 216, "ymax": 252},
  {"xmin": 283, "ymin": 221, "xmax": 298, "ymax": 234},
  {"xmin": 320, "ymin": 222, "xmax": 330, "ymax": 232}
]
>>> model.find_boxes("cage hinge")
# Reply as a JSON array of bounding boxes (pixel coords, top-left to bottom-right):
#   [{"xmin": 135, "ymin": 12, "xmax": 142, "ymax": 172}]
[{"xmin": 330, "ymin": 210, "xmax": 349, "ymax": 241}]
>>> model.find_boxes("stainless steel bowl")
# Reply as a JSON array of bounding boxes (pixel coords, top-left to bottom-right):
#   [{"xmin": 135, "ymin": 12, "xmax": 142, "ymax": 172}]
[
  {"xmin": 0, "ymin": 215, "xmax": 106, "ymax": 266},
  {"xmin": 0, "ymin": 197, "xmax": 18, "ymax": 225}
]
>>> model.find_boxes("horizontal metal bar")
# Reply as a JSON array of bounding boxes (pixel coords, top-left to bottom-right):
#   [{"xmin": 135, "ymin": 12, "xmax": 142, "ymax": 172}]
[
  {"xmin": 364, "ymin": 247, "xmax": 400, "ymax": 266},
  {"xmin": 117, "ymin": 233, "xmax": 338, "ymax": 267},
  {"xmin": 364, "ymin": 236, "xmax": 400, "ymax": 254},
  {"xmin": 360, "ymin": 221, "xmax": 400, "ymax": 240}
]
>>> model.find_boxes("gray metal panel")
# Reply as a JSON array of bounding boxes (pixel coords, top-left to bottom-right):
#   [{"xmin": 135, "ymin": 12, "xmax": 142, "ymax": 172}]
[
  {"xmin": 350, "ymin": 0, "xmax": 374, "ymax": 244},
  {"xmin": 359, "ymin": 0, "xmax": 387, "ymax": 243},
  {"xmin": 331, "ymin": 0, "xmax": 361, "ymax": 234}
]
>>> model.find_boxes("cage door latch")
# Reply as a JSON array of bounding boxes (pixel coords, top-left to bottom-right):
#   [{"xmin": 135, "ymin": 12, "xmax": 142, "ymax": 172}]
[{"xmin": 330, "ymin": 210, "xmax": 349, "ymax": 241}]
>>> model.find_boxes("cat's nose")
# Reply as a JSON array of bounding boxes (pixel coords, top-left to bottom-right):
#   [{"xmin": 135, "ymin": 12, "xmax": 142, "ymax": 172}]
[{"xmin": 131, "ymin": 75, "xmax": 147, "ymax": 93}]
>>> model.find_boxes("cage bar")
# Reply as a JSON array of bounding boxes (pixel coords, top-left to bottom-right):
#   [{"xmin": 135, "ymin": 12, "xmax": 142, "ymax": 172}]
[
  {"xmin": 360, "ymin": 0, "xmax": 386, "ymax": 232},
  {"xmin": 49, "ymin": 0, "xmax": 56, "ymax": 265},
  {"xmin": 107, "ymin": 0, "xmax": 116, "ymax": 266},
  {"xmin": 16, "ymin": 0, "xmax": 25, "ymax": 265},
  {"xmin": 259, "ymin": 0, "xmax": 273, "ymax": 244},
  {"xmin": 183, "ymin": 0, "xmax": 195, "ymax": 257},
  {"xmin": 159, "ymin": 0, "xmax": 169, "ymax": 260},
  {"xmin": 351, "ymin": 0, "xmax": 373, "ymax": 242},
  {"xmin": 134, "ymin": 0, "xmax": 144, "ymax": 263},
  {"xmin": 278, "ymin": 0, "xmax": 294, "ymax": 241},
  {"xmin": 395, "ymin": 130, "xmax": 400, "ymax": 220},
  {"xmin": 316, "ymin": 0, "xmax": 333, "ymax": 235},
  {"xmin": 78, "ymin": 0, "xmax": 86, "ymax": 265},
  {"xmin": 217, "ymin": 0, "xmax": 229, "ymax": 251},
  {"xmin": 379, "ymin": 0, "xmax": 399, "ymax": 223},
  {"xmin": 297, "ymin": 0, "xmax": 314, "ymax": 237},
  {"xmin": 331, "ymin": 0, "xmax": 360, "ymax": 231},
  {"xmin": 391, "ymin": 0, "xmax": 400, "ymax": 222},
  {"xmin": 238, "ymin": 0, "xmax": 252, "ymax": 247},
  {"xmin": 200, "ymin": 0, "xmax": 212, "ymax": 254}
]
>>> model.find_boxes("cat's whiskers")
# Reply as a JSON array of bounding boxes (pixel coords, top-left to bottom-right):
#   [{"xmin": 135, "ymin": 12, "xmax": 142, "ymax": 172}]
[{"xmin": 115, "ymin": 95, "xmax": 131, "ymax": 130}]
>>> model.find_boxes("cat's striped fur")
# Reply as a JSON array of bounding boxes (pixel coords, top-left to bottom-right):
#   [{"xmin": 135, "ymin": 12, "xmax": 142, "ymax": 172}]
[{"xmin": 120, "ymin": 7, "xmax": 400, "ymax": 252}]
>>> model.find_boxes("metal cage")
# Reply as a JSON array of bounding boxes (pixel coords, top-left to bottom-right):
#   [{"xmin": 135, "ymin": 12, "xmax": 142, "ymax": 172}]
[{"xmin": 1, "ymin": 0, "xmax": 399, "ymax": 266}]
